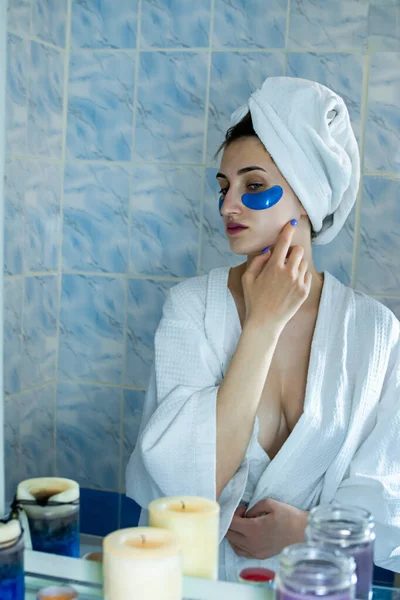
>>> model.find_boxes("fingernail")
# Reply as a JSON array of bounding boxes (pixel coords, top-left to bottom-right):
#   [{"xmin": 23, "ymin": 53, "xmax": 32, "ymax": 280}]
[
  {"xmin": 261, "ymin": 246, "xmax": 271, "ymax": 254},
  {"xmin": 290, "ymin": 219, "xmax": 298, "ymax": 227}
]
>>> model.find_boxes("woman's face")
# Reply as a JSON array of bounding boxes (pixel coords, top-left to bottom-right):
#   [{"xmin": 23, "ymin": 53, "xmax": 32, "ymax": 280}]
[{"xmin": 217, "ymin": 136, "xmax": 307, "ymax": 256}]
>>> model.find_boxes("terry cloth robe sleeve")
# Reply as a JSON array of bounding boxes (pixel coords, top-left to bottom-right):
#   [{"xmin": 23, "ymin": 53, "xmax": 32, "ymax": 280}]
[
  {"xmin": 125, "ymin": 275, "xmax": 250, "ymax": 540},
  {"xmin": 334, "ymin": 314, "xmax": 400, "ymax": 572}
]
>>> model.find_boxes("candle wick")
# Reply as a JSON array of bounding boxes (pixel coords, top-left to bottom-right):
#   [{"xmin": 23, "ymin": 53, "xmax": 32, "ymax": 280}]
[
  {"xmin": 181, "ymin": 501, "xmax": 185, "ymax": 510},
  {"xmin": 140, "ymin": 535, "xmax": 146, "ymax": 545}
]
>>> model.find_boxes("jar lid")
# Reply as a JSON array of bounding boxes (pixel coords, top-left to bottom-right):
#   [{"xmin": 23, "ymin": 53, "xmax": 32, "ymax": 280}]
[
  {"xmin": 239, "ymin": 567, "xmax": 275, "ymax": 583},
  {"xmin": 17, "ymin": 478, "xmax": 79, "ymax": 504},
  {"xmin": 0, "ymin": 519, "xmax": 22, "ymax": 545},
  {"xmin": 36, "ymin": 586, "xmax": 78, "ymax": 600}
]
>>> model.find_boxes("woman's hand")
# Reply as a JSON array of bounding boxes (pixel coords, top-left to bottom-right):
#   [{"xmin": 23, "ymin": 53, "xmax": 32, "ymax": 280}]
[
  {"xmin": 242, "ymin": 221, "xmax": 312, "ymax": 332},
  {"xmin": 226, "ymin": 499, "xmax": 309, "ymax": 560}
]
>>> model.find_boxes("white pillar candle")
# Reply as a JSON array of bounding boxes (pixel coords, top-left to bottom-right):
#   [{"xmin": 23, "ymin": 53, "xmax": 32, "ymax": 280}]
[
  {"xmin": 149, "ymin": 496, "xmax": 220, "ymax": 580},
  {"xmin": 103, "ymin": 527, "xmax": 182, "ymax": 600}
]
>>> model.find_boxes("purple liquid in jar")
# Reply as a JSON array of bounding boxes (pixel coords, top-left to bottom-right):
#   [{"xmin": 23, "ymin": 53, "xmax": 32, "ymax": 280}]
[
  {"xmin": 275, "ymin": 544, "xmax": 356, "ymax": 600},
  {"xmin": 305, "ymin": 505, "xmax": 375, "ymax": 600}
]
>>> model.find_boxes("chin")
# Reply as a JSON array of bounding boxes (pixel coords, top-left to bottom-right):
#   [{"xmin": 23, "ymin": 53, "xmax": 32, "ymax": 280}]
[{"xmin": 228, "ymin": 240, "xmax": 264, "ymax": 256}]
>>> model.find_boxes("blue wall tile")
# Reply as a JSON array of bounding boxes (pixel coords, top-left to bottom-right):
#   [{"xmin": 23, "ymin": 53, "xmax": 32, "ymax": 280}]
[
  {"xmin": 141, "ymin": 0, "xmax": 211, "ymax": 49},
  {"xmin": 22, "ymin": 276, "xmax": 58, "ymax": 388},
  {"xmin": 4, "ymin": 394, "xmax": 22, "ymax": 504},
  {"xmin": 125, "ymin": 279, "xmax": 174, "ymax": 388},
  {"xmin": 289, "ymin": 0, "xmax": 368, "ymax": 49},
  {"xmin": 19, "ymin": 383, "xmax": 55, "ymax": 481},
  {"xmin": 207, "ymin": 51, "xmax": 285, "ymax": 164},
  {"xmin": 120, "ymin": 494, "xmax": 141, "ymax": 528},
  {"xmin": 4, "ymin": 157, "xmax": 25, "ymax": 276},
  {"xmin": 7, "ymin": 0, "xmax": 31, "ymax": 35},
  {"xmin": 66, "ymin": 52, "xmax": 135, "ymax": 161},
  {"xmin": 365, "ymin": 53, "xmax": 400, "ymax": 174},
  {"xmin": 4, "ymin": 278, "xmax": 23, "ymax": 396},
  {"xmin": 213, "ymin": 0, "xmax": 287, "ymax": 48},
  {"xmin": 356, "ymin": 177, "xmax": 400, "ymax": 295},
  {"xmin": 368, "ymin": 4, "xmax": 400, "ymax": 53},
  {"xmin": 80, "ymin": 488, "xmax": 119, "ymax": 536},
  {"xmin": 71, "ymin": 0, "xmax": 138, "ymax": 49},
  {"xmin": 57, "ymin": 382, "xmax": 121, "ymax": 490},
  {"xmin": 313, "ymin": 208, "xmax": 356, "ymax": 287},
  {"xmin": 27, "ymin": 42, "xmax": 64, "ymax": 158},
  {"xmin": 6, "ymin": 33, "xmax": 29, "ymax": 155},
  {"xmin": 200, "ymin": 168, "xmax": 242, "ymax": 274},
  {"xmin": 31, "ymin": 0, "xmax": 67, "ymax": 48},
  {"xmin": 122, "ymin": 390, "xmax": 145, "ymax": 492},
  {"xmin": 63, "ymin": 163, "xmax": 130, "ymax": 273},
  {"xmin": 131, "ymin": 165, "xmax": 201, "ymax": 277},
  {"xmin": 59, "ymin": 275, "xmax": 125, "ymax": 383},
  {"xmin": 286, "ymin": 52, "xmax": 363, "ymax": 140},
  {"xmin": 134, "ymin": 51, "xmax": 208, "ymax": 163},
  {"xmin": 24, "ymin": 161, "xmax": 61, "ymax": 272}
]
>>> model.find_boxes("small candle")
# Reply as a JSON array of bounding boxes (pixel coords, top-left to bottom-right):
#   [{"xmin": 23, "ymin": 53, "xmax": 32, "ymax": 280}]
[
  {"xmin": 103, "ymin": 527, "xmax": 182, "ymax": 600},
  {"xmin": 17, "ymin": 477, "xmax": 80, "ymax": 558},
  {"xmin": 149, "ymin": 496, "xmax": 220, "ymax": 580}
]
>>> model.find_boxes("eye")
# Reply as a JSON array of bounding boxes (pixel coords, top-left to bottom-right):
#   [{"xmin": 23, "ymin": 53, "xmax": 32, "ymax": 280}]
[
  {"xmin": 218, "ymin": 188, "xmax": 228, "ymax": 197},
  {"xmin": 247, "ymin": 183, "xmax": 264, "ymax": 192}
]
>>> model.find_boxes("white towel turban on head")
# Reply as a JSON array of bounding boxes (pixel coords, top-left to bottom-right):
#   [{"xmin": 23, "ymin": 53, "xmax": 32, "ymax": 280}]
[{"xmin": 230, "ymin": 76, "xmax": 361, "ymax": 245}]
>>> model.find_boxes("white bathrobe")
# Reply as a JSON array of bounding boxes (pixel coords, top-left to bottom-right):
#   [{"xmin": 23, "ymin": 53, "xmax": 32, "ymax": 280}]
[{"xmin": 126, "ymin": 267, "xmax": 400, "ymax": 580}]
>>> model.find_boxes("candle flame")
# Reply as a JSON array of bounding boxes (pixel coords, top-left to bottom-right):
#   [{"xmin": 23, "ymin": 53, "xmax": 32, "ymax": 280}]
[{"xmin": 181, "ymin": 500, "xmax": 185, "ymax": 510}]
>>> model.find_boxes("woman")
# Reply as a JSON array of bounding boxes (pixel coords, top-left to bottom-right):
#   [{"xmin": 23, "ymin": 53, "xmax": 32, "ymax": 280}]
[{"xmin": 126, "ymin": 77, "xmax": 400, "ymax": 580}]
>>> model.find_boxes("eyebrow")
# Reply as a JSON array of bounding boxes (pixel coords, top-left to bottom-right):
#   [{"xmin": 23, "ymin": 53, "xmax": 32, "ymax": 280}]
[{"xmin": 216, "ymin": 166, "xmax": 267, "ymax": 179}]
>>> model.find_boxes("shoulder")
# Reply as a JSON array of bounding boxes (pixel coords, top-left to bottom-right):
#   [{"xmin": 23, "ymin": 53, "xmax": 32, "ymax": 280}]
[
  {"xmin": 327, "ymin": 272, "xmax": 399, "ymax": 346},
  {"xmin": 162, "ymin": 267, "xmax": 229, "ymax": 326}
]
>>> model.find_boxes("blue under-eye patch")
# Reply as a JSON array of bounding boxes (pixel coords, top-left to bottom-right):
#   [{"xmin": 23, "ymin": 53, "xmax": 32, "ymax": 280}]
[{"xmin": 219, "ymin": 185, "xmax": 283, "ymax": 215}]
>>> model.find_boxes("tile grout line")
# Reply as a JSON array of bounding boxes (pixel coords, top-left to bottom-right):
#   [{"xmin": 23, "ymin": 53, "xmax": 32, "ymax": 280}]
[
  {"xmin": 118, "ymin": 0, "xmax": 143, "ymax": 509},
  {"xmin": 5, "ymin": 378, "xmax": 147, "ymax": 399},
  {"xmin": 283, "ymin": 0, "xmax": 292, "ymax": 75},
  {"xmin": 8, "ymin": 29, "xmax": 66, "ymax": 53},
  {"xmin": 7, "ymin": 155, "xmax": 399, "ymax": 179},
  {"xmin": 39, "ymin": 45, "xmax": 367, "ymax": 54},
  {"xmin": 196, "ymin": 0, "xmax": 215, "ymax": 274},
  {"xmin": 53, "ymin": 0, "xmax": 73, "ymax": 478},
  {"xmin": 351, "ymin": 52, "xmax": 370, "ymax": 289}
]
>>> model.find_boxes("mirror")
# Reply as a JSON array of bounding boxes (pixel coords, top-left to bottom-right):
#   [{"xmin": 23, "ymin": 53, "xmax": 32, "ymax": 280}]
[{"xmin": 1, "ymin": 0, "xmax": 399, "ymax": 587}]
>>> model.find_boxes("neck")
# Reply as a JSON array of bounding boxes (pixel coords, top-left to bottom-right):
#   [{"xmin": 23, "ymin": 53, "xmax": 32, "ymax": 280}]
[{"xmin": 241, "ymin": 238, "xmax": 324, "ymax": 312}]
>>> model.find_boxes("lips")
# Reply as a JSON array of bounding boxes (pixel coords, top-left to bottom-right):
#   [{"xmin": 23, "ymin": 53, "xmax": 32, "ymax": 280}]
[{"xmin": 227, "ymin": 223, "xmax": 248, "ymax": 235}]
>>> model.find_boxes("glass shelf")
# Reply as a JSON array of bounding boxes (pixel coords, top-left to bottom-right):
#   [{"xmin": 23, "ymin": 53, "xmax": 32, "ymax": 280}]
[{"xmin": 24, "ymin": 550, "xmax": 400, "ymax": 600}]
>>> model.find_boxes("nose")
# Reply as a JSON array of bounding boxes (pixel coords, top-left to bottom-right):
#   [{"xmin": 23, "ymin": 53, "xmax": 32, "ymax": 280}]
[{"xmin": 219, "ymin": 188, "xmax": 243, "ymax": 216}]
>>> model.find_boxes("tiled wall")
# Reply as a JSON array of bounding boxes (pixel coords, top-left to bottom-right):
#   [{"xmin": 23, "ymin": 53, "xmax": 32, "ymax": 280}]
[{"xmin": 4, "ymin": 0, "xmax": 400, "ymax": 535}]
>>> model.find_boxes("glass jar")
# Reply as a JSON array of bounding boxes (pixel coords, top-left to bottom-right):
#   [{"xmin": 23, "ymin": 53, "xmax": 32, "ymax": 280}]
[
  {"xmin": 0, "ymin": 519, "xmax": 25, "ymax": 600},
  {"xmin": 275, "ymin": 543, "xmax": 356, "ymax": 600},
  {"xmin": 305, "ymin": 505, "xmax": 375, "ymax": 600},
  {"xmin": 16, "ymin": 477, "xmax": 80, "ymax": 558}
]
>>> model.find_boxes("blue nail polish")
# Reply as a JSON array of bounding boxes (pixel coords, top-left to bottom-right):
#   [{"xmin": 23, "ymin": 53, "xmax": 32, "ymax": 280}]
[
  {"xmin": 261, "ymin": 246, "xmax": 271, "ymax": 254},
  {"xmin": 290, "ymin": 219, "xmax": 298, "ymax": 227}
]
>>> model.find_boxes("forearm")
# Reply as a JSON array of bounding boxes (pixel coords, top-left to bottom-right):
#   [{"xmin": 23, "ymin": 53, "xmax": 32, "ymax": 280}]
[{"xmin": 216, "ymin": 321, "xmax": 281, "ymax": 498}]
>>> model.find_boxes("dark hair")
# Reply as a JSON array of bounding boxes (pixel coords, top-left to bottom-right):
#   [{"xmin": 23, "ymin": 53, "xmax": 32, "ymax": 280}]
[
  {"xmin": 215, "ymin": 111, "xmax": 317, "ymax": 240},
  {"xmin": 215, "ymin": 112, "xmax": 256, "ymax": 157}
]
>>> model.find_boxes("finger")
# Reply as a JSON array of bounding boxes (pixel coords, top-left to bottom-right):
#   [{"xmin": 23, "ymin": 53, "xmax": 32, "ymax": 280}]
[
  {"xmin": 271, "ymin": 220, "xmax": 297, "ymax": 267},
  {"xmin": 246, "ymin": 498, "xmax": 274, "ymax": 518},
  {"xmin": 298, "ymin": 258, "xmax": 308, "ymax": 282},
  {"xmin": 226, "ymin": 529, "xmax": 246, "ymax": 546},
  {"xmin": 305, "ymin": 271, "xmax": 313, "ymax": 291},
  {"xmin": 286, "ymin": 245, "xmax": 305, "ymax": 272},
  {"xmin": 234, "ymin": 505, "xmax": 248, "ymax": 518},
  {"xmin": 229, "ymin": 515, "xmax": 254, "ymax": 535},
  {"xmin": 242, "ymin": 250, "xmax": 271, "ymax": 283},
  {"xmin": 230, "ymin": 543, "xmax": 253, "ymax": 558}
]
